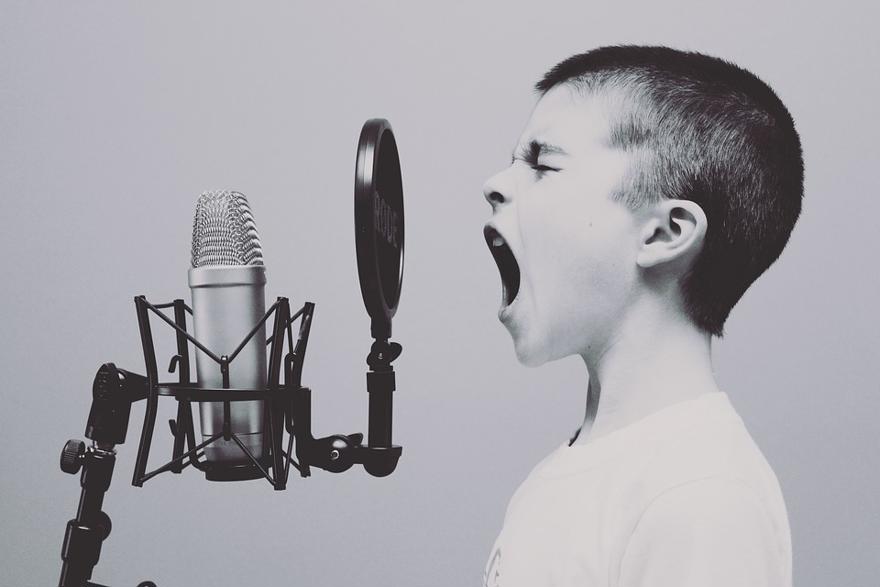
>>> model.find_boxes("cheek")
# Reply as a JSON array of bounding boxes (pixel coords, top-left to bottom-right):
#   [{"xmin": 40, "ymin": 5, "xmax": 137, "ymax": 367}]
[
  {"xmin": 518, "ymin": 206, "xmax": 577, "ymax": 294},
  {"xmin": 582, "ymin": 218, "xmax": 635, "ymax": 286},
  {"xmin": 532, "ymin": 204, "xmax": 637, "ymax": 316}
]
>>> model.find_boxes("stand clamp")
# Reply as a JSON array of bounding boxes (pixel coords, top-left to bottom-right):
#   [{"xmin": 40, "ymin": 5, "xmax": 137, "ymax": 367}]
[{"xmin": 291, "ymin": 338, "xmax": 403, "ymax": 478}]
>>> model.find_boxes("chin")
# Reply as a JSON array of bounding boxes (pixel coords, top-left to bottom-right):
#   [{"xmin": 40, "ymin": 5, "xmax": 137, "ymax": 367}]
[
  {"xmin": 511, "ymin": 334, "xmax": 554, "ymax": 368},
  {"xmin": 511, "ymin": 323, "xmax": 585, "ymax": 367}
]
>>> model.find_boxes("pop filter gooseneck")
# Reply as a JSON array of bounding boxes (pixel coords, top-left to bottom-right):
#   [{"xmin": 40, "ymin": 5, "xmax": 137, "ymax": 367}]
[{"xmin": 355, "ymin": 118, "xmax": 404, "ymax": 341}]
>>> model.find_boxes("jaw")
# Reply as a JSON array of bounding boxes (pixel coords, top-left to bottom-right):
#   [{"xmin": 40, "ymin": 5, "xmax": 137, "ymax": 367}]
[
  {"xmin": 484, "ymin": 224, "xmax": 550, "ymax": 366},
  {"xmin": 485, "ymin": 224, "xmax": 562, "ymax": 367}
]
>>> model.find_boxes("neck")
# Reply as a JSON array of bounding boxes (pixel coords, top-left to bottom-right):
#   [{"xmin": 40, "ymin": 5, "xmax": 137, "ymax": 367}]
[{"xmin": 571, "ymin": 299, "xmax": 718, "ymax": 445}]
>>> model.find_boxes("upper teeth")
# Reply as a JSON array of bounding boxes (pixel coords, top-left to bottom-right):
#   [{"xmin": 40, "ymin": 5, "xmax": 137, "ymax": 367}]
[{"xmin": 492, "ymin": 236, "xmax": 505, "ymax": 247}]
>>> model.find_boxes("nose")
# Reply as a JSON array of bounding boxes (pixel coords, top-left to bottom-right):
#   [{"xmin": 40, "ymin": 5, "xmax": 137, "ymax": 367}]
[{"xmin": 483, "ymin": 169, "xmax": 511, "ymax": 209}]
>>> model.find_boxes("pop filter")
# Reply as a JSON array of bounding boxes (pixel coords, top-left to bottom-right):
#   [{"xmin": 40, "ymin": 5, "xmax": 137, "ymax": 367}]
[{"xmin": 355, "ymin": 119, "xmax": 404, "ymax": 340}]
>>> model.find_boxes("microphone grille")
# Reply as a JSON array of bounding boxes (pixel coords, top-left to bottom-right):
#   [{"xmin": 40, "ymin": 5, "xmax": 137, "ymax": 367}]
[{"xmin": 191, "ymin": 190, "xmax": 264, "ymax": 268}]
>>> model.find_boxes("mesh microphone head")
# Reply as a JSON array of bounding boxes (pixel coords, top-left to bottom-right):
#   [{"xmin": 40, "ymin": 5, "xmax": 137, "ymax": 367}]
[{"xmin": 191, "ymin": 190, "xmax": 264, "ymax": 268}]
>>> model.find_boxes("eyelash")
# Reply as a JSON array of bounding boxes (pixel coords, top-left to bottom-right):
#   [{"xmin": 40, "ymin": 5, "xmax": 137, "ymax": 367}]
[
  {"xmin": 530, "ymin": 164, "xmax": 557, "ymax": 174},
  {"xmin": 511, "ymin": 155, "xmax": 559, "ymax": 175}
]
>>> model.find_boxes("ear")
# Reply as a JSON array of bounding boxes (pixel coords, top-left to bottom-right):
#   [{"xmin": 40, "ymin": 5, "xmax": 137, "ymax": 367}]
[{"xmin": 636, "ymin": 199, "xmax": 707, "ymax": 269}]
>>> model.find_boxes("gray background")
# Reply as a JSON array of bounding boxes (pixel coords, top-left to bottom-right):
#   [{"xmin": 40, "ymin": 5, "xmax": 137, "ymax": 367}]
[{"xmin": 2, "ymin": 1, "xmax": 877, "ymax": 586}]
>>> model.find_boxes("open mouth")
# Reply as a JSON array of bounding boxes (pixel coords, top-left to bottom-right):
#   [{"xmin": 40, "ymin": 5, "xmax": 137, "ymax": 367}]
[{"xmin": 484, "ymin": 225, "xmax": 521, "ymax": 307}]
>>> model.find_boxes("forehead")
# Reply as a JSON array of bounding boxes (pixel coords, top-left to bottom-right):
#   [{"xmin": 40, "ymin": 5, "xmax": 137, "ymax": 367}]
[{"xmin": 518, "ymin": 84, "xmax": 614, "ymax": 153}]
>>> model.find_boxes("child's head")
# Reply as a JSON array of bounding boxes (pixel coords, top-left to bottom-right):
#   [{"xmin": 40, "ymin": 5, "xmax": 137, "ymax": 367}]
[{"xmin": 484, "ymin": 46, "xmax": 803, "ymax": 366}]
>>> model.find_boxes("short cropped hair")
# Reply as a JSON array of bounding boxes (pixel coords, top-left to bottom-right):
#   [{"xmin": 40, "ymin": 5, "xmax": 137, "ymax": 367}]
[{"xmin": 537, "ymin": 46, "xmax": 803, "ymax": 336}]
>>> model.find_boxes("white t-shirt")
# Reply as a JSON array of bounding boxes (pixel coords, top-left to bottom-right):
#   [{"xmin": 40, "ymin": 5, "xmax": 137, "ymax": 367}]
[{"xmin": 483, "ymin": 392, "xmax": 791, "ymax": 587}]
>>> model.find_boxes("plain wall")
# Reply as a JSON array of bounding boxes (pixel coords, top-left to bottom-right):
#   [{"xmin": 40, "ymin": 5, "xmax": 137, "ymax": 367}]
[{"xmin": 1, "ymin": 1, "xmax": 877, "ymax": 585}]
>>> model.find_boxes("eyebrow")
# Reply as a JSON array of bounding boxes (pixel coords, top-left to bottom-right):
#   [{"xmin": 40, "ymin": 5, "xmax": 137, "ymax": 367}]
[{"xmin": 511, "ymin": 140, "xmax": 568, "ymax": 163}]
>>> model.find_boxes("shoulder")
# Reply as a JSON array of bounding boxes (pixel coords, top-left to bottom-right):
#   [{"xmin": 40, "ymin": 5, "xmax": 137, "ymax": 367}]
[
  {"xmin": 500, "ymin": 442, "xmax": 567, "ymax": 518},
  {"xmin": 638, "ymin": 393, "xmax": 786, "ymax": 501},
  {"xmin": 617, "ymin": 477, "xmax": 791, "ymax": 587},
  {"xmin": 631, "ymin": 477, "xmax": 778, "ymax": 543}
]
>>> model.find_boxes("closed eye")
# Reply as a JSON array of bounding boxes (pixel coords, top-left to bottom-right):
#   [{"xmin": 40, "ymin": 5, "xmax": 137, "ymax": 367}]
[
  {"xmin": 509, "ymin": 155, "xmax": 559, "ymax": 175},
  {"xmin": 512, "ymin": 141, "xmax": 562, "ymax": 176}
]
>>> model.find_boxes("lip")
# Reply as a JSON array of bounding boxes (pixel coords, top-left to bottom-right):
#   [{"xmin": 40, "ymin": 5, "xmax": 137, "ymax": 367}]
[
  {"xmin": 498, "ymin": 293, "xmax": 520, "ymax": 323},
  {"xmin": 484, "ymin": 223, "xmax": 522, "ymax": 319}
]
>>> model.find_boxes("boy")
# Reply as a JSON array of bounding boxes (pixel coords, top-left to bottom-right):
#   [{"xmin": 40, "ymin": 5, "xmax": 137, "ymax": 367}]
[{"xmin": 482, "ymin": 46, "xmax": 801, "ymax": 587}]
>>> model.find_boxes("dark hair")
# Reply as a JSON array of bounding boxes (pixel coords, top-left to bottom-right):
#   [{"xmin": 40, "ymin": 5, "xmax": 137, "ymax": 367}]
[{"xmin": 537, "ymin": 46, "xmax": 803, "ymax": 336}]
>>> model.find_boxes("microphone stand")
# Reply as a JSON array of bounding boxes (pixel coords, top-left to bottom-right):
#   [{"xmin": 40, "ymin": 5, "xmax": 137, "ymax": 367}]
[
  {"xmin": 58, "ymin": 364, "xmax": 152, "ymax": 587},
  {"xmin": 58, "ymin": 439, "xmax": 128, "ymax": 587},
  {"xmin": 57, "ymin": 296, "xmax": 402, "ymax": 587}
]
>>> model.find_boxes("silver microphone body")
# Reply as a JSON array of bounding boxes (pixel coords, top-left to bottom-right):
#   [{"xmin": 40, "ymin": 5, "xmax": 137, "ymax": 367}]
[
  {"xmin": 189, "ymin": 265, "xmax": 267, "ymax": 464},
  {"xmin": 188, "ymin": 190, "xmax": 267, "ymax": 466}
]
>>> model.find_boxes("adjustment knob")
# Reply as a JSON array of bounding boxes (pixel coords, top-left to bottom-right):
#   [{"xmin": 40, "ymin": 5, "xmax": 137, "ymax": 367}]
[
  {"xmin": 60, "ymin": 439, "xmax": 86, "ymax": 474},
  {"xmin": 321, "ymin": 435, "xmax": 356, "ymax": 473}
]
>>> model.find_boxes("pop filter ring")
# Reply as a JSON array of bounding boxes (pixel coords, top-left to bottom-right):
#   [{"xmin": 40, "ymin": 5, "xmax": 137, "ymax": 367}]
[{"xmin": 355, "ymin": 119, "xmax": 404, "ymax": 341}]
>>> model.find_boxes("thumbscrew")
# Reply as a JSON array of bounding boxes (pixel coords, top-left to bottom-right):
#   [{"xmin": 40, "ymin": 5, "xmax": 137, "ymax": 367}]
[{"xmin": 60, "ymin": 439, "xmax": 86, "ymax": 475}]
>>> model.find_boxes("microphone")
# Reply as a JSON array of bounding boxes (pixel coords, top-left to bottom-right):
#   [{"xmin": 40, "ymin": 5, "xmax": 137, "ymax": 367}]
[{"xmin": 188, "ymin": 190, "xmax": 268, "ymax": 468}]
